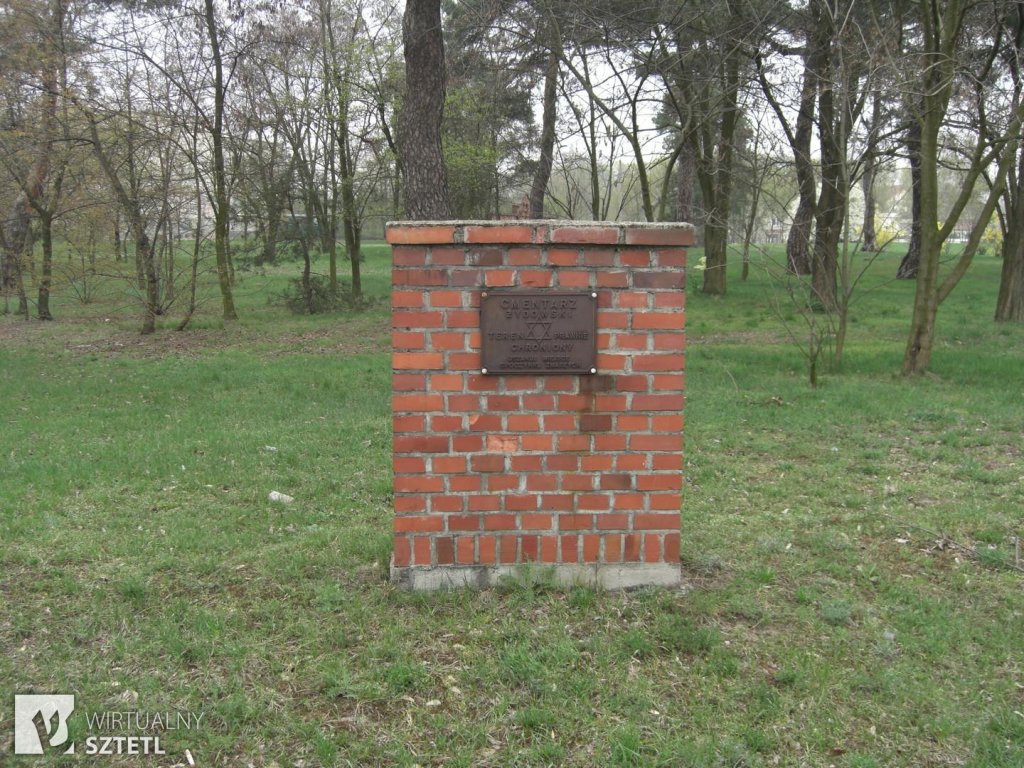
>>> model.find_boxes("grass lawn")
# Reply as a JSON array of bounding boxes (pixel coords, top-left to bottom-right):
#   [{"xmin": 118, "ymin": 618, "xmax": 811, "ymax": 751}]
[{"xmin": 1, "ymin": 241, "xmax": 1023, "ymax": 767}]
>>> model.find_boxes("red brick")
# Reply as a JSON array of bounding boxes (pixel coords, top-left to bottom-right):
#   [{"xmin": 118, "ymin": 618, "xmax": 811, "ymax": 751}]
[
  {"xmin": 393, "ymin": 394, "xmax": 444, "ymax": 413},
  {"xmin": 616, "ymin": 291, "xmax": 649, "ymax": 309},
  {"xmin": 656, "ymin": 248, "xmax": 688, "ymax": 267},
  {"xmin": 624, "ymin": 533, "xmax": 641, "ymax": 562},
  {"xmin": 393, "ymin": 268, "xmax": 448, "ymax": 287},
  {"xmin": 393, "ymin": 332, "xmax": 426, "ymax": 352},
  {"xmin": 393, "ymin": 415, "xmax": 427, "ymax": 434},
  {"xmin": 582, "ymin": 534, "xmax": 600, "ymax": 562},
  {"xmin": 470, "ymin": 248, "xmax": 504, "ymax": 266},
  {"xmin": 651, "ymin": 414, "xmax": 684, "ymax": 432},
  {"xmin": 451, "ymin": 475, "xmax": 483, "ymax": 492},
  {"xmin": 467, "ymin": 414, "xmax": 502, "ymax": 432},
  {"xmin": 487, "ymin": 435, "xmax": 519, "ymax": 452},
  {"xmin": 633, "ymin": 354, "xmax": 682, "ymax": 372},
  {"xmin": 559, "ymin": 514, "xmax": 594, "ymax": 530},
  {"xmin": 467, "ymin": 374, "xmax": 501, "ymax": 391},
  {"xmin": 632, "ymin": 394, "xmax": 684, "ymax": 411},
  {"xmin": 654, "ymin": 290, "xmax": 686, "ymax": 307},
  {"xmin": 484, "ymin": 270, "xmax": 516, "ymax": 287},
  {"xmin": 465, "ymin": 224, "xmax": 535, "ymax": 244},
  {"xmin": 579, "ymin": 414, "xmax": 612, "ymax": 432},
  {"xmin": 430, "ymin": 415, "xmax": 464, "ymax": 432},
  {"xmin": 499, "ymin": 535, "xmax": 518, "ymax": 563},
  {"xmin": 523, "ymin": 393, "xmax": 556, "ymax": 410},
  {"xmin": 623, "ymin": 226, "xmax": 692, "ymax": 246},
  {"xmin": 394, "ymin": 352, "xmax": 443, "ymax": 370},
  {"xmin": 633, "ymin": 312, "xmax": 684, "ymax": 330},
  {"xmin": 650, "ymin": 494, "xmax": 682, "ymax": 510},
  {"xmin": 447, "ymin": 310, "xmax": 479, "ymax": 327},
  {"xmin": 558, "ymin": 271, "xmax": 591, "ymax": 288},
  {"xmin": 611, "ymin": 494, "xmax": 645, "ymax": 510},
  {"xmin": 393, "ymin": 310, "xmax": 444, "ymax": 329},
  {"xmin": 393, "ymin": 536, "xmax": 411, "ymax": 567},
  {"xmin": 546, "ymin": 454, "xmax": 579, "ymax": 471},
  {"xmin": 540, "ymin": 494, "xmax": 574, "ymax": 511},
  {"xmin": 520, "ymin": 270, "xmax": 553, "ymax": 287},
  {"xmin": 618, "ymin": 414, "xmax": 649, "ymax": 431},
  {"xmin": 451, "ymin": 269, "xmax": 483, "ymax": 288},
  {"xmin": 596, "ymin": 513, "xmax": 629, "ymax": 529},
  {"xmin": 616, "ymin": 455, "xmax": 648, "ymax": 472},
  {"xmin": 620, "ymin": 249, "xmax": 652, "ymax": 267},
  {"xmin": 457, "ymin": 536, "xmax": 475, "ymax": 564},
  {"xmin": 540, "ymin": 536, "xmax": 558, "ymax": 563},
  {"xmin": 392, "ymin": 246, "xmax": 428, "ymax": 266},
  {"xmin": 431, "ymin": 247, "xmax": 469, "ymax": 266},
  {"xmin": 508, "ymin": 414, "xmax": 541, "ymax": 432},
  {"xmin": 615, "ymin": 333, "xmax": 649, "ymax": 351},
  {"xmin": 551, "ymin": 225, "xmax": 619, "ymax": 245},
  {"xmin": 469, "ymin": 495, "xmax": 501, "ymax": 511},
  {"xmin": 558, "ymin": 434, "xmax": 591, "ymax": 452},
  {"xmin": 522, "ymin": 435, "xmax": 555, "ymax": 451},
  {"xmin": 521, "ymin": 535, "xmax": 539, "ymax": 561},
  {"xmin": 509, "ymin": 248, "xmax": 542, "ymax": 265},
  {"xmin": 636, "ymin": 513, "xmax": 680, "ymax": 529},
  {"xmin": 526, "ymin": 475, "xmax": 558, "ymax": 492},
  {"xmin": 561, "ymin": 534, "xmax": 579, "ymax": 563},
  {"xmin": 479, "ymin": 535, "xmax": 497, "ymax": 564},
  {"xmin": 413, "ymin": 536, "xmax": 432, "ymax": 565},
  {"xmin": 582, "ymin": 249, "xmax": 616, "ymax": 267},
  {"xmin": 430, "ymin": 331, "xmax": 468, "ymax": 350},
  {"xmin": 594, "ymin": 394, "xmax": 628, "ymax": 411},
  {"xmin": 395, "ymin": 476, "xmax": 444, "ymax": 493},
  {"xmin": 449, "ymin": 515, "xmax": 482, "ymax": 532},
  {"xmin": 600, "ymin": 474, "xmax": 633, "ymax": 491},
  {"xmin": 507, "ymin": 495, "xmax": 539, "ymax": 511},
  {"xmin": 394, "ymin": 456, "xmax": 427, "ymax": 473},
  {"xmin": 394, "ymin": 434, "xmax": 448, "ymax": 453},
  {"xmin": 521, "ymin": 513, "xmax": 552, "ymax": 529},
  {"xmin": 597, "ymin": 271, "xmax": 629, "ymax": 288},
  {"xmin": 548, "ymin": 248, "xmax": 579, "ymax": 266},
  {"xmin": 431, "ymin": 496, "xmax": 464, "ymax": 513},
  {"xmin": 604, "ymin": 534, "xmax": 622, "ymax": 562},
  {"xmin": 593, "ymin": 434, "xmax": 627, "ymax": 451},
  {"xmin": 653, "ymin": 454, "xmax": 684, "ymax": 471},
  {"xmin": 431, "ymin": 373, "xmax": 463, "ymax": 390},
  {"xmin": 578, "ymin": 494, "xmax": 610, "ymax": 510},
  {"xmin": 544, "ymin": 414, "xmax": 577, "ymax": 431},
  {"xmin": 652, "ymin": 374, "xmax": 686, "ymax": 390},
  {"xmin": 392, "ymin": 289, "xmax": 424, "ymax": 308},
  {"xmin": 447, "ymin": 394, "xmax": 482, "ymax": 411},
  {"xmin": 430, "ymin": 290, "xmax": 465, "ymax": 308},
  {"xmin": 394, "ymin": 495, "xmax": 426, "ymax": 513},
  {"xmin": 581, "ymin": 454, "xmax": 614, "ymax": 472},
  {"xmin": 642, "ymin": 534, "xmax": 660, "ymax": 563},
  {"xmin": 452, "ymin": 435, "xmax": 484, "ymax": 452},
  {"xmin": 598, "ymin": 311, "xmax": 629, "ymax": 329},
  {"xmin": 631, "ymin": 434, "xmax": 683, "ymax": 452},
  {"xmin": 664, "ymin": 532, "xmax": 681, "ymax": 562},
  {"xmin": 562, "ymin": 474, "xmax": 595, "ymax": 491},
  {"xmin": 634, "ymin": 272, "xmax": 685, "ymax": 290},
  {"xmin": 433, "ymin": 456, "xmax": 467, "ymax": 473},
  {"xmin": 471, "ymin": 455, "xmax": 505, "ymax": 473},
  {"xmin": 448, "ymin": 352, "xmax": 482, "ymax": 371},
  {"xmin": 637, "ymin": 474, "xmax": 682, "ymax": 491},
  {"xmin": 488, "ymin": 475, "xmax": 519, "ymax": 492},
  {"xmin": 387, "ymin": 225, "xmax": 456, "ymax": 244},
  {"xmin": 596, "ymin": 353, "xmax": 627, "ymax": 371},
  {"xmin": 484, "ymin": 514, "xmax": 517, "ymax": 530},
  {"xmin": 394, "ymin": 515, "xmax": 443, "ymax": 533},
  {"xmin": 511, "ymin": 455, "xmax": 543, "ymax": 471},
  {"xmin": 393, "ymin": 373, "xmax": 427, "ymax": 391}
]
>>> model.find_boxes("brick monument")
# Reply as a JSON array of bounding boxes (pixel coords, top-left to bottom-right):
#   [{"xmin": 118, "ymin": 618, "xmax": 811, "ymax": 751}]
[{"xmin": 387, "ymin": 221, "xmax": 690, "ymax": 590}]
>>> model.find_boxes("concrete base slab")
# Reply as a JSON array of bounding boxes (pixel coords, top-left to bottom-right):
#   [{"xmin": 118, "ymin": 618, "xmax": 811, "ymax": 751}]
[{"xmin": 391, "ymin": 562, "xmax": 682, "ymax": 592}]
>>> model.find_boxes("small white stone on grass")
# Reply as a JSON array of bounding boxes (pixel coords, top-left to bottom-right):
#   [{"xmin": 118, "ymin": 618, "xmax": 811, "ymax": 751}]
[{"xmin": 268, "ymin": 491, "xmax": 294, "ymax": 504}]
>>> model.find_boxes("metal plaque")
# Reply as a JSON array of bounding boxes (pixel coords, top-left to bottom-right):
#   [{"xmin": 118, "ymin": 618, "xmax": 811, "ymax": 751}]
[{"xmin": 480, "ymin": 290, "xmax": 597, "ymax": 375}]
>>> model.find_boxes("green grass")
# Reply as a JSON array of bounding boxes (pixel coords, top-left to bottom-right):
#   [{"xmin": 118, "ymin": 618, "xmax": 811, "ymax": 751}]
[{"xmin": 1, "ymin": 241, "xmax": 1023, "ymax": 766}]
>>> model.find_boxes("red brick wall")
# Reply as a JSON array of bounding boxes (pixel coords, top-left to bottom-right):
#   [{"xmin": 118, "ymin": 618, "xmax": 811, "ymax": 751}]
[{"xmin": 386, "ymin": 221, "xmax": 690, "ymax": 590}]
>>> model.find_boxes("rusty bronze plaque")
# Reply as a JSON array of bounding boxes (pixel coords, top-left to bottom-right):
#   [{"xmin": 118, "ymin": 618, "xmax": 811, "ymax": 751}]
[{"xmin": 480, "ymin": 291, "xmax": 597, "ymax": 375}]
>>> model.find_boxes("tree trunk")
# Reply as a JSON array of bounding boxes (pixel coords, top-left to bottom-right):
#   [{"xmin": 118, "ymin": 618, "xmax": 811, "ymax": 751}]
[
  {"xmin": 399, "ymin": 0, "xmax": 451, "ymax": 219},
  {"xmin": 204, "ymin": 0, "xmax": 238, "ymax": 320},
  {"xmin": 702, "ymin": 218, "xmax": 727, "ymax": 295},
  {"xmin": 676, "ymin": 142, "xmax": 697, "ymax": 231},
  {"xmin": 37, "ymin": 212, "xmax": 54, "ymax": 320},
  {"xmin": 529, "ymin": 47, "xmax": 559, "ymax": 219},
  {"xmin": 898, "ymin": 120, "xmax": 923, "ymax": 279},
  {"xmin": 996, "ymin": 184, "xmax": 1024, "ymax": 321},
  {"xmin": 861, "ymin": 153, "xmax": 878, "ymax": 252}
]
